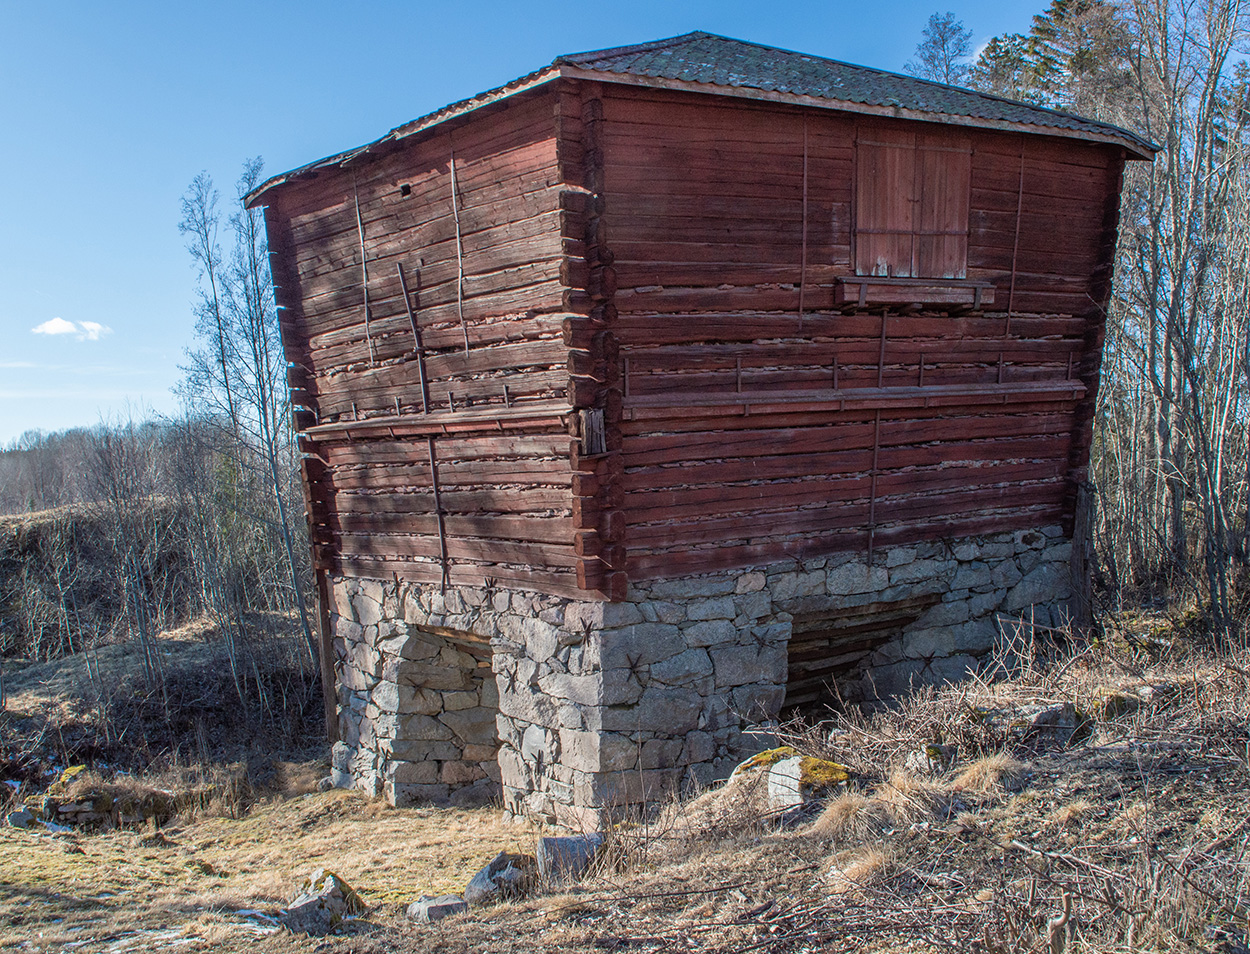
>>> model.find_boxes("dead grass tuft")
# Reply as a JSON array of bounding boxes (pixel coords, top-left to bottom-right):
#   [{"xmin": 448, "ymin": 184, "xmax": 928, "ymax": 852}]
[{"xmin": 947, "ymin": 752, "xmax": 1025, "ymax": 794}]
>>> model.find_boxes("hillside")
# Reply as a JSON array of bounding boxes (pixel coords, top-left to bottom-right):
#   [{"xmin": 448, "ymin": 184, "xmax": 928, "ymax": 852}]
[{"xmin": 2, "ymin": 618, "xmax": 1247, "ymax": 953}]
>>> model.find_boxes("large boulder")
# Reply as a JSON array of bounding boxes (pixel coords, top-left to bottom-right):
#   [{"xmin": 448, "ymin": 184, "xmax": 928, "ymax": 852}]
[
  {"xmin": 536, "ymin": 834, "xmax": 604, "ymax": 884},
  {"xmin": 464, "ymin": 851, "xmax": 535, "ymax": 905},
  {"xmin": 281, "ymin": 869, "xmax": 366, "ymax": 935},
  {"xmin": 407, "ymin": 894, "xmax": 468, "ymax": 922}
]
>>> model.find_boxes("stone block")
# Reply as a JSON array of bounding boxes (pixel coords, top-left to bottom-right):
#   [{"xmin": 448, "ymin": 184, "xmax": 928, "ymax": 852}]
[
  {"xmin": 827, "ymin": 562, "xmax": 889, "ymax": 595},
  {"xmin": 558, "ymin": 729, "xmax": 600, "ymax": 773},
  {"xmin": 1014, "ymin": 529, "xmax": 1047, "ymax": 550},
  {"xmin": 589, "ymin": 623, "xmax": 684, "ymax": 668},
  {"xmin": 1004, "ymin": 562, "xmax": 1071, "ymax": 612},
  {"xmin": 539, "ymin": 671, "xmax": 601, "ymax": 707},
  {"xmin": 768, "ymin": 570, "xmax": 826, "ymax": 601},
  {"xmin": 649, "ymin": 649, "xmax": 713, "ymax": 685},
  {"xmin": 730, "ymin": 683, "xmax": 785, "ymax": 721},
  {"xmin": 889, "ymin": 559, "xmax": 950, "ymax": 586},
  {"xmin": 441, "ymin": 761, "xmax": 486, "ymax": 785},
  {"xmin": 682, "ymin": 619, "xmax": 738, "ymax": 647},
  {"xmin": 915, "ymin": 600, "xmax": 971, "ymax": 628},
  {"xmin": 885, "ymin": 546, "xmax": 917, "ymax": 567},
  {"xmin": 867, "ymin": 659, "xmax": 926, "ymax": 698},
  {"xmin": 441, "ymin": 689, "xmax": 479, "ymax": 712},
  {"xmin": 399, "ymin": 714, "xmax": 456, "ymax": 741},
  {"xmin": 641, "ymin": 738, "xmax": 683, "ymax": 769},
  {"xmin": 388, "ymin": 783, "xmax": 451, "ymax": 808},
  {"xmin": 442, "ymin": 707, "xmax": 500, "ymax": 747},
  {"xmin": 710, "ymin": 644, "xmax": 786, "ymax": 688},
  {"xmin": 951, "ymin": 562, "xmax": 992, "ymax": 590},
  {"xmin": 733, "ymin": 591, "xmax": 771, "ymax": 621},
  {"xmin": 736, "ymin": 571, "xmax": 766, "ymax": 593},
  {"xmin": 645, "ymin": 576, "xmax": 736, "ymax": 600},
  {"xmin": 991, "ymin": 561, "xmax": 1023, "ymax": 589},
  {"xmin": 682, "ymin": 731, "xmax": 715, "ymax": 764},
  {"xmin": 687, "ymin": 596, "xmax": 736, "ymax": 621},
  {"xmin": 399, "ymin": 662, "xmax": 473, "ymax": 693},
  {"xmin": 463, "ymin": 743, "xmax": 497, "ymax": 762},
  {"xmin": 389, "ymin": 760, "xmax": 440, "ymax": 785},
  {"xmin": 928, "ymin": 654, "xmax": 978, "ymax": 684},
  {"xmin": 387, "ymin": 738, "xmax": 462, "ymax": 761},
  {"xmin": 593, "ymin": 687, "xmax": 702, "ymax": 735}
]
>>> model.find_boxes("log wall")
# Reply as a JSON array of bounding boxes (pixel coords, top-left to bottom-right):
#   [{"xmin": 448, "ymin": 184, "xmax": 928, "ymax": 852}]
[
  {"xmin": 596, "ymin": 85, "xmax": 1124, "ymax": 581},
  {"xmin": 261, "ymin": 89, "xmax": 596, "ymax": 598}
]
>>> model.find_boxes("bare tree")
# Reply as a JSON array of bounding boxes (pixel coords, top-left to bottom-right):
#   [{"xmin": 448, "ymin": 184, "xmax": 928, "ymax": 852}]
[
  {"xmin": 906, "ymin": 12, "xmax": 974, "ymax": 85},
  {"xmin": 179, "ymin": 160, "xmax": 317, "ymax": 669}
]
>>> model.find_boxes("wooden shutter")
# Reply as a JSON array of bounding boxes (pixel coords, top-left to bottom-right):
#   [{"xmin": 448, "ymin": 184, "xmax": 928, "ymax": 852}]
[{"xmin": 855, "ymin": 128, "xmax": 971, "ymax": 280}]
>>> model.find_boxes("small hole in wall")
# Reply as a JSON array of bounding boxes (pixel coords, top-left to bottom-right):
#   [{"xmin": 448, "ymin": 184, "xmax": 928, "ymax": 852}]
[{"xmin": 399, "ymin": 183, "xmax": 412, "ymax": 197}]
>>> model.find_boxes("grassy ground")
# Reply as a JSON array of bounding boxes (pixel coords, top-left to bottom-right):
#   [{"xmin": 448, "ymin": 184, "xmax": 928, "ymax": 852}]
[{"xmin": 2, "ymin": 618, "xmax": 1248, "ymax": 953}]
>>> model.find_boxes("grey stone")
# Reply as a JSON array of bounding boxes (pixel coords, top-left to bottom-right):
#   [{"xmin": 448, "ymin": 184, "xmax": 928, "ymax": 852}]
[
  {"xmin": 734, "ymin": 591, "xmax": 771, "ymax": 621},
  {"xmin": 590, "ymin": 623, "xmax": 684, "ymax": 668},
  {"xmin": 687, "ymin": 596, "xmax": 737, "ymax": 621},
  {"xmin": 390, "ymin": 761, "xmax": 440, "ymax": 785},
  {"xmin": 449, "ymin": 777, "xmax": 500, "ymax": 807},
  {"xmin": 465, "ymin": 851, "xmax": 533, "ymax": 905},
  {"xmin": 641, "ymin": 738, "xmax": 683, "ymax": 769},
  {"xmin": 407, "ymin": 894, "xmax": 468, "ymax": 922},
  {"xmin": 6, "ymin": 808, "xmax": 34, "ymax": 829},
  {"xmin": 521, "ymin": 724, "xmax": 551, "ymax": 764},
  {"xmin": 1004, "ymin": 562, "xmax": 1070, "ymax": 612},
  {"xmin": 649, "ymin": 649, "xmax": 713, "ymax": 685},
  {"xmin": 951, "ymin": 562, "xmax": 992, "ymax": 589},
  {"xmin": 537, "ymin": 834, "xmax": 604, "ymax": 884},
  {"xmin": 736, "ymin": 571, "xmax": 766, "ymax": 593},
  {"xmin": 594, "ymin": 687, "xmax": 702, "ymax": 735},
  {"xmin": 399, "ymin": 714, "xmax": 455, "ymax": 741},
  {"xmin": 646, "ymin": 575, "xmax": 736, "ymax": 600},
  {"xmin": 388, "ymin": 782, "xmax": 451, "ymax": 807},
  {"xmin": 827, "ymin": 563, "xmax": 889, "ymax": 595},
  {"xmin": 991, "ymin": 561, "xmax": 1023, "ymax": 588},
  {"xmin": 889, "ymin": 559, "xmax": 949, "ymax": 586},
  {"xmin": 710, "ymin": 644, "xmax": 786, "ymax": 688},
  {"xmin": 928, "ymin": 654, "xmax": 978, "ymax": 684},
  {"xmin": 683, "ymin": 731, "xmax": 715, "ymax": 764},
  {"xmin": 886, "ymin": 546, "xmax": 917, "ymax": 567},
  {"xmin": 915, "ymin": 600, "xmax": 971, "ymax": 628},
  {"xmin": 283, "ymin": 870, "xmax": 365, "ymax": 935},
  {"xmin": 682, "ymin": 619, "xmax": 738, "ymax": 647},
  {"xmin": 731, "ymin": 683, "xmax": 785, "ymax": 721}
]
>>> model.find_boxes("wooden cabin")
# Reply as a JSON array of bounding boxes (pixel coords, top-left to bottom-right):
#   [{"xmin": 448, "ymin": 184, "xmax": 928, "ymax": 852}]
[{"xmin": 247, "ymin": 32, "xmax": 1152, "ymax": 827}]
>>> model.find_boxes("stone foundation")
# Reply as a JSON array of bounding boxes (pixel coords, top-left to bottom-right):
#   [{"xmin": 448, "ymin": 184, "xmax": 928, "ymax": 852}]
[{"xmin": 327, "ymin": 525, "xmax": 1074, "ymax": 829}]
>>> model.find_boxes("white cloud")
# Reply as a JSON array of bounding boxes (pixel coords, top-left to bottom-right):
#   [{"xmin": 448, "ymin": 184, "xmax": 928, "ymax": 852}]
[
  {"xmin": 32, "ymin": 317, "xmax": 78, "ymax": 336},
  {"xmin": 31, "ymin": 317, "xmax": 113, "ymax": 341},
  {"xmin": 77, "ymin": 321, "xmax": 111, "ymax": 341}
]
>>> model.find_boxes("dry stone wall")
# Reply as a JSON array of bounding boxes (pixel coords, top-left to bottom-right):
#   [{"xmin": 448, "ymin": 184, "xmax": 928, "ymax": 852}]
[{"xmin": 326, "ymin": 525, "xmax": 1073, "ymax": 829}]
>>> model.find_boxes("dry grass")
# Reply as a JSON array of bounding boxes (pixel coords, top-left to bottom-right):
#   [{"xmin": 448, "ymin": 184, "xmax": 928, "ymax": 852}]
[{"xmin": 4, "ymin": 617, "xmax": 1250, "ymax": 953}]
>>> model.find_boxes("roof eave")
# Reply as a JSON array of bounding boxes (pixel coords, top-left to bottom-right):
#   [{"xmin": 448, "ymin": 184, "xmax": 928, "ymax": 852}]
[
  {"xmin": 244, "ymin": 65, "xmax": 564, "ymax": 207},
  {"xmin": 245, "ymin": 59, "xmax": 1155, "ymax": 208},
  {"xmin": 557, "ymin": 66, "xmax": 1156, "ymax": 161}
]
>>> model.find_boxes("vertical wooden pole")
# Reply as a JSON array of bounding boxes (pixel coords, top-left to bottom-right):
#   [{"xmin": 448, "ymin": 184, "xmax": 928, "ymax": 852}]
[
  {"xmin": 877, "ymin": 311, "xmax": 888, "ymax": 388},
  {"xmin": 352, "ymin": 176, "xmax": 376, "ymax": 367},
  {"xmin": 1006, "ymin": 136, "xmax": 1026, "ymax": 338},
  {"xmin": 868, "ymin": 408, "xmax": 881, "ymax": 559},
  {"xmin": 396, "ymin": 262, "xmax": 431, "ymax": 413},
  {"xmin": 426, "ymin": 436, "xmax": 450, "ymax": 591},
  {"xmin": 798, "ymin": 115, "xmax": 809, "ymax": 332},
  {"xmin": 449, "ymin": 145, "xmax": 470, "ymax": 352}
]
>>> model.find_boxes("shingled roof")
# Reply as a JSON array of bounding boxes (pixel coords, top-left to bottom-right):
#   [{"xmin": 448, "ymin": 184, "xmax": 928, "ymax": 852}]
[{"xmin": 247, "ymin": 31, "xmax": 1154, "ymax": 204}]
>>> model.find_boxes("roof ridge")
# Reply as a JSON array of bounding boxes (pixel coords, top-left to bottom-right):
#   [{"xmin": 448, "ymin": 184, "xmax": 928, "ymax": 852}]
[{"xmin": 553, "ymin": 31, "xmax": 709, "ymax": 67}]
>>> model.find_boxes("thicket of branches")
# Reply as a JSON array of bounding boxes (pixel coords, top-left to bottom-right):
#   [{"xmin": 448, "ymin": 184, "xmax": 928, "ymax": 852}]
[
  {"xmin": 0, "ymin": 161, "xmax": 317, "ymax": 727},
  {"xmin": 913, "ymin": 0, "xmax": 1250, "ymax": 635}
]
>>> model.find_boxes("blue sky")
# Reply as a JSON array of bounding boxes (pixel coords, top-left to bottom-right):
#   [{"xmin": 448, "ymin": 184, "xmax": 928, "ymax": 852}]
[{"xmin": 0, "ymin": 0, "xmax": 1046, "ymax": 446}]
